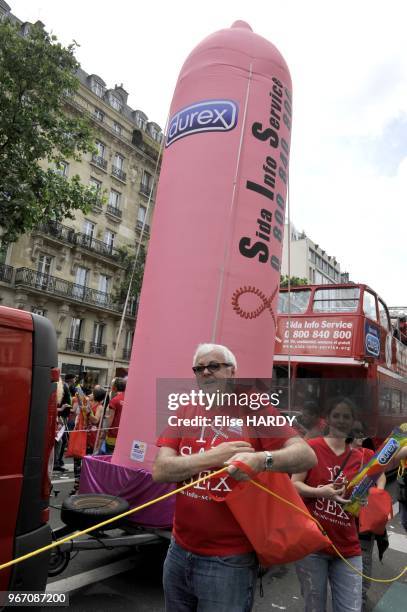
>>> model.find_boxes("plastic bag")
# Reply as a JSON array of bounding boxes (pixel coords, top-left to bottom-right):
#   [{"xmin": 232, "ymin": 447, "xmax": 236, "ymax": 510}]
[
  {"xmin": 210, "ymin": 461, "xmax": 330, "ymax": 567},
  {"xmin": 358, "ymin": 488, "xmax": 393, "ymax": 535}
]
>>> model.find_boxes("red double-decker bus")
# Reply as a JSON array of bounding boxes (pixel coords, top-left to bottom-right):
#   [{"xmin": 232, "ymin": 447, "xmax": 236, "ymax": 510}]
[{"xmin": 273, "ymin": 283, "xmax": 407, "ymax": 439}]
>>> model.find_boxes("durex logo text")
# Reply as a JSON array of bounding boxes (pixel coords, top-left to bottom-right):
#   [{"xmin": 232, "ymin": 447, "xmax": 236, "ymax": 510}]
[
  {"xmin": 377, "ymin": 438, "xmax": 399, "ymax": 465},
  {"xmin": 166, "ymin": 100, "xmax": 238, "ymax": 147}
]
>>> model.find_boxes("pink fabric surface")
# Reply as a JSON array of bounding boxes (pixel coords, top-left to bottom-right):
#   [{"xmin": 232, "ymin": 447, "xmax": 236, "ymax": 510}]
[{"xmin": 79, "ymin": 455, "xmax": 175, "ymax": 529}]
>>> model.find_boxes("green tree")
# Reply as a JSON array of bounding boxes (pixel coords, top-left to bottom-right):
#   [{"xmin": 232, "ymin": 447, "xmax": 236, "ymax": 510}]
[
  {"xmin": 280, "ymin": 275, "xmax": 309, "ymax": 288},
  {"xmin": 114, "ymin": 246, "xmax": 146, "ymax": 305},
  {"xmin": 0, "ymin": 20, "xmax": 98, "ymax": 245}
]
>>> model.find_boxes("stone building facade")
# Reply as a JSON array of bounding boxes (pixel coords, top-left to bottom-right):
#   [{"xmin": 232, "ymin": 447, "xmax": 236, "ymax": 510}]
[
  {"xmin": 281, "ymin": 223, "xmax": 349, "ymax": 285},
  {"xmin": 0, "ymin": 3, "xmax": 163, "ymax": 385}
]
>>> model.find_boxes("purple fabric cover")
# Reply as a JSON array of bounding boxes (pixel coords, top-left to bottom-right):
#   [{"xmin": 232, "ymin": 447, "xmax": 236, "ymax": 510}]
[{"xmin": 79, "ymin": 455, "xmax": 175, "ymax": 528}]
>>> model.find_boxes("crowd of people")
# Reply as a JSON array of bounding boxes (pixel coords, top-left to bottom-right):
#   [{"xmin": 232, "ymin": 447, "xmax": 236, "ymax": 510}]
[
  {"xmin": 52, "ymin": 344, "xmax": 406, "ymax": 612},
  {"xmin": 152, "ymin": 343, "xmax": 407, "ymax": 612},
  {"xmin": 54, "ymin": 373, "xmax": 127, "ymax": 493}
]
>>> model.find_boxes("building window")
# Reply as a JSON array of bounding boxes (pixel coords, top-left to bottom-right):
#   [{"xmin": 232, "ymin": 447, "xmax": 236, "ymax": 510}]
[
  {"xmin": 149, "ymin": 125, "xmax": 158, "ymax": 140},
  {"xmin": 138, "ymin": 205, "xmax": 146, "ymax": 223},
  {"xmin": 36, "ymin": 254, "xmax": 53, "ymax": 289},
  {"xmin": 113, "ymin": 122, "xmax": 122, "ymax": 135},
  {"xmin": 96, "ymin": 141, "xmax": 105, "ymax": 158},
  {"xmin": 97, "ymin": 274, "xmax": 110, "ymax": 306},
  {"xmin": 75, "ymin": 266, "xmax": 88, "ymax": 285},
  {"xmin": 114, "ymin": 153, "xmax": 124, "ymax": 170},
  {"xmin": 112, "ymin": 153, "xmax": 126, "ymax": 181},
  {"xmin": 70, "ymin": 317, "xmax": 83, "ymax": 340},
  {"xmin": 55, "ymin": 160, "xmax": 69, "ymax": 177},
  {"xmin": 92, "ymin": 141, "xmax": 107, "ymax": 170},
  {"xmin": 92, "ymin": 322, "xmax": 105, "ymax": 345},
  {"xmin": 83, "ymin": 219, "xmax": 96, "ymax": 238},
  {"xmin": 37, "ymin": 254, "xmax": 52, "ymax": 274},
  {"xmin": 0, "ymin": 241, "xmax": 8, "ymax": 264},
  {"xmin": 125, "ymin": 330, "xmax": 134, "ymax": 350},
  {"xmin": 91, "ymin": 80, "xmax": 104, "ymax": 97},
  {"xmin": 89, "ymin": 177, "xmax": 102, "ymax": 191},
  {"xmin": 141, "ymin": 170, "xmax": 152, "ymax": 196},
  {"xmin": 123, "ymin": 329, "xmax": 134, "ymax": 360},
  {"xmin": 32, "ymin": 306, "xmax": 46, "ymax": 316},
  {"xmin": 98, "ymin": 274, "xmax": 110, "ymax": 294},
  {"xmin": 135, "ymin": 112, "xmax": 147, "ymax": 130},
  {"xmin": 104, "ymin": 230, "xmax": 115, "ymax": 250},
  {"xmin": 110, "ymin": 95, "xmax": 122, "ymax": 111},
  {"xmin": 94, "ymin": 108, "xmax": 105, "ymax": 122},
  {"xmin": 109, "ymin": 189, "xmax": 121, "ymax": 210},
  {"xmin": 309, "ymin": 248, "xmax": 316, "ymax": 263}
]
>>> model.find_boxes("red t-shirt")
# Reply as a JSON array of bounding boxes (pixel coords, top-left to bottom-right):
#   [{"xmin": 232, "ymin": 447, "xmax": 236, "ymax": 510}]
[
  {"xmin": 157, "ymin": 405, "xmax": 295, "ymax": 556},
  {"xmin": 303, "ymin": 438, "xmax": 367, "ymax": 557},
  {"xmin": 106, "ymin": 392, "xmax": 124, "ymax": 444}
]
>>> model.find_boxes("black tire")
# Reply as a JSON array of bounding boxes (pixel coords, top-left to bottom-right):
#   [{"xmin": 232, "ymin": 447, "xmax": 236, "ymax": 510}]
[
  {"xmin": 48, "ymin": 548, "xmax": 70, "ymax": 577},
  {"xmin": 61, "ymin": 494, "xmax": 129, "ymax": 530}
]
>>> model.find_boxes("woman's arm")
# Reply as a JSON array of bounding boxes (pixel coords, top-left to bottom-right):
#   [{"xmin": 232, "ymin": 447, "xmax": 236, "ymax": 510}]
[{"xmin": 292, "ymin": 471, "xmax": 347, "ymax": 502}]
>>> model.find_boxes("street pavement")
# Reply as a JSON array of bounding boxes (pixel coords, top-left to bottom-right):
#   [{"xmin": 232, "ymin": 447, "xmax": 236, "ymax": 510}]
[{"xmin": 41, "ymin": 461, "xmax": 407, "ymax": 612}]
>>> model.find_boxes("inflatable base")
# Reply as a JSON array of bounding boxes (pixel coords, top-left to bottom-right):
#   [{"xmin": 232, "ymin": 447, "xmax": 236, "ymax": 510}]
[{"xmin": 79, "ymin": 455, "xmax": 175, "ymax": 529}]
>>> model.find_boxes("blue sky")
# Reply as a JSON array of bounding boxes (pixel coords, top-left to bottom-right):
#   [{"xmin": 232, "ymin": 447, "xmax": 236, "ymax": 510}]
[{"xmin": 9, "ymin": 0, "xmax": 407, "ymax": 306}]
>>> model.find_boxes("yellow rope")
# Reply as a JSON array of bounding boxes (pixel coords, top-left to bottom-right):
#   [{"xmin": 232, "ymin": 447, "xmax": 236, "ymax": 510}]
[
  {"xmin": 0, "ymin": 466, "xmax": 405, "ymax": 585},
  {"xmin": 0, "ymin": 468, "xmax": 228, "ymax": 571},
  {"xmin": 250, "ymin": 480, "xmax": 406, "ymax": 583}
]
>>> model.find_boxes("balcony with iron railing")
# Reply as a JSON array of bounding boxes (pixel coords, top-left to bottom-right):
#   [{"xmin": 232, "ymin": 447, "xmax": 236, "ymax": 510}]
[
  {"xmin": 66, "ymin": 337, "xmax": 85, "ymax": 353},
  {"xmin": 139, "ymin": 183, "xmax": 152, "ymax": 197},
  {"xmin": 35, "ymin": 220, "xmax": 76, "ymax": 244},
  {"xmin": 75, "ymin": 232, "xmax": 120, "ymax": 259},
  {"xmin": 136, "ymin": 219, "xmax": 150, "ymax": 234},
  {"xmin": 0, "ymin": 263, "xmax": 13, "ymax": 283},
  {"xmin": 35, "ymin": 221, "xmax": 122, "ymax": 263},
  {"xmin": 89, "ymin": 342, "xmax": 107, "ymax": 356},
  {"xmin": 122, "ymin": 348, "xmax": 132, "ymax": 361},
  {"xmin": 111, "ymin": 165, "xmax": 127, "ymax": 182},
  {"xmin": 15, "ymin": 267, "xmax": 136, "ymax": 317},
  {"xmin": 106, "ymin": 205, "xmax": 123, "ymax": 219},
  {"xmin": 91, "ymin": 154, "xmax": 107, "ymax": 170}
]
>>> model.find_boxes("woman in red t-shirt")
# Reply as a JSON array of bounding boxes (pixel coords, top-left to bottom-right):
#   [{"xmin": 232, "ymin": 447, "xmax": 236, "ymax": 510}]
[{"xmin": 292, "ymin": 397, "xmax": 364, "ymax": 612}]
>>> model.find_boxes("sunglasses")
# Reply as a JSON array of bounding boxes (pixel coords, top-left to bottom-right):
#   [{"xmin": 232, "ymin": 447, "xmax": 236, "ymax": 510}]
[{"xmin": 192, "ymin": 362, "xmax": 232, "ymax": 375}]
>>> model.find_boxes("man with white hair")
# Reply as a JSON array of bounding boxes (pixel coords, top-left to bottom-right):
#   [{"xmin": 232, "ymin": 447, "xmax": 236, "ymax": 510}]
[{"xmin": 153, "ymin": 343, "xmax": 316, "ymax": 611}]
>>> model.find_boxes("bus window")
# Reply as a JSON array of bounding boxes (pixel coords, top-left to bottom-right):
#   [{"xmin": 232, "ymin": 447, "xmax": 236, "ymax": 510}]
[
  {"xmin": 378, "ymin": 299, "xmax": 391, "ymax": 332},
  {"xmin": 379, "ymin": 386, "xmax": 391, "ymax": 415},
  {"xmin": 391, "ymin": 389, "xmax": 401, "ymax": 415},
  {"xmin": 312, "ymin": 287, "xmax": 360, "ymax": 313},
  {"xmin": 363, "ymin": 291, "xmax": 378, "ymax": 321},
  {"xmin": 272, "ymin": 365, "xmax": 292, "ymax": 379},
  {"xmin": 278, "ymin": 289, "xmax": 311, "ymax": 314}
]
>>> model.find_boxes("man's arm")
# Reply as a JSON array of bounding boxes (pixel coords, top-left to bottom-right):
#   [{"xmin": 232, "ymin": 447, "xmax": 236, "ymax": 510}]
[
  {"xmin": 152, "ymin": 441, "xmax": 255, "ymax": 483},
  {"xmin": 105, "ymin": 403, "xmax": 115, "ymax": 429},
  {"xmin": 225, "ymin": 436, "xmax": 317, "ymax": 480}
]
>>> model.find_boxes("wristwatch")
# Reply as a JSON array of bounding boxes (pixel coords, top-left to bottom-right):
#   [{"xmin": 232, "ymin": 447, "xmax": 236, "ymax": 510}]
[{"xmin": 264, "ymin": 451, "xmax": 274, "ymax": 471}]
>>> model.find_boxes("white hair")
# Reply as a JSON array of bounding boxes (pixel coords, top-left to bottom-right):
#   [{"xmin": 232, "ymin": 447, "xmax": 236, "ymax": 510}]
[{"xmin": 193, "ymin": 343, "xmax": 237, "ymax": 369}]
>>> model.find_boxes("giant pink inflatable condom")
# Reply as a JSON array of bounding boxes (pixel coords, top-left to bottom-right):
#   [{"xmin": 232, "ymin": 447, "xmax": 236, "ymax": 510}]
[{"xmin": 113, "ymin": 21, "xmax": 292, "ymax": 470}]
